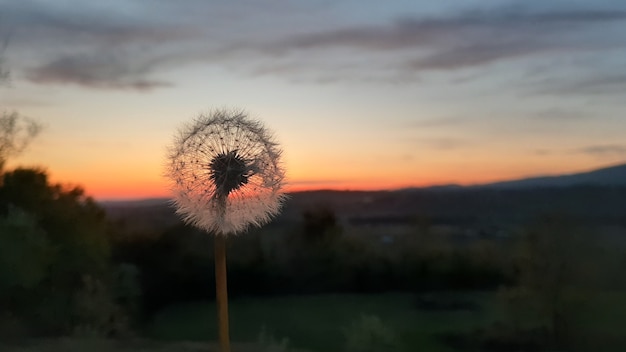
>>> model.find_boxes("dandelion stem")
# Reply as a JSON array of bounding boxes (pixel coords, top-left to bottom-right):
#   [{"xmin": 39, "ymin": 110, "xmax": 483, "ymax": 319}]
[{"xmin": 214, "ymin": 234, "xmax": 230, "ymax": 352}]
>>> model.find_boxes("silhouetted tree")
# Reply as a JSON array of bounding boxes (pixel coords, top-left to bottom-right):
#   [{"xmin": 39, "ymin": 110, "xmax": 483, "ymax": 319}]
[
  {"xmin": 0, "ymin": 168, "xmax": 118, "ymax": 335},
  {"xmin": 0, "ymin": 45, "xmax": 41, "ymax": 173},
  {"xmin": 0, "ymin": 112, "xmax": 41, "ymax": 171}
]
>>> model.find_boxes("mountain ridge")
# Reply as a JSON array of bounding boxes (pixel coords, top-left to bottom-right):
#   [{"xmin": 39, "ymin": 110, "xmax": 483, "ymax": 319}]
[
  {"xmin": 468, "ymin": 162, "xmax": 626, "ymax": 190},
  {"xmin": 99, "ymin": 161, "xmax": 626, "ymax": 206}
]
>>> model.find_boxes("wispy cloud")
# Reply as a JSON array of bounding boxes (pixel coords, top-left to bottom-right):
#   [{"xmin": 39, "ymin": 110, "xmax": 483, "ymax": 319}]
[
  {"xmin": 27, "ymin": 53, "xmax": 171, "ymax": 91},
  {"xmin": 531, "ymin": 108, "xmax": 589, "ymax": 120},
  {"xmin": 575, "ymin": 144, "xmax": 626, "ymax": 157},
  {"xmin": 3, "ymin": 1, "xmax": 195, "ymax": 90},
  {"xmin": 5, "ymin": 1, "xmax": 626, "ymax": 88},
  {"xmin": 534, "ymin": 73, "xmax": 626, "ymax": 96},
  {"xmin": 275, "ymin": 7, "xmax": 626, "ymax": 71},
  {"xmin": 3, "ymin": 1, "xmax": 195, "ymax": 45}
]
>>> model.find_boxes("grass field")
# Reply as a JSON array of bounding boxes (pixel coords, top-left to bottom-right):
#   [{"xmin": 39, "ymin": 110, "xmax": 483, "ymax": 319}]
[
  {"xmin": 0, "ymin": 338, "xmax": 261, "ymax": 352},
  {"xmin": 147, "ymin": 291, "xmax": 499, "ymax": 352},
  {"xmin": 4, "ymin": 291, "xmax": 625, "ymax": 352}
]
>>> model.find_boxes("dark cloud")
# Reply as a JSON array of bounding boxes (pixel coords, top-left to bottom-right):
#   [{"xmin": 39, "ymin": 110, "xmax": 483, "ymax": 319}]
[
  {"xmin": 281, "ymin": 8, "xmax": 626, "ymax": 50},
  {"xmin": 27, "ymin": 53, "xmax": 171, "ymax": 91},
  {"xmin": 409, "ymin": 41, "xmax": 552, "ymax": 71},
  {"xmin": 535, "ymin": 74, "xmax": 626, "ymax": 96},
  {"xmin": 6, "ymin": 1, "xmax": 626, "ymax": 88},
  {"xmin": 276, "ymin": 7, "xmax": 626, "ymax": 71},
  {"xmin": 575, "ymin": 144, "xmax": 626, "ymax": 156},
  {"xmin": 3, "ymin": 2, "xmax": 193, "ymax": 45},
  {"xmin": 4, "ymin": 1, "xmax": 194, "ymax": 90}
]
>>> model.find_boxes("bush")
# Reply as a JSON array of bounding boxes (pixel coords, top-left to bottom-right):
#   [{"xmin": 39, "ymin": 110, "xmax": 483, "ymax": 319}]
[{"xmin": 0, "ymin": 168, "xmax": 124, "ymax": 336}]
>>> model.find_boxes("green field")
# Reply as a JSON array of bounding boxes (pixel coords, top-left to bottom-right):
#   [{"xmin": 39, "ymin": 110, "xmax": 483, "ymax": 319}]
[
  {"xmin": 4, "ymin": 291, "xmax": 625, "ymax": 352},
  {"xmin": 147, "ymin": 292, "xmax": 499, "ymax": 352}
]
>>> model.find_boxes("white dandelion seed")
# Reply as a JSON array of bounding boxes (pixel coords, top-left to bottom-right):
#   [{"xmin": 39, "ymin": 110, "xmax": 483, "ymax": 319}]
[{"xmin": 166, "ymin": 108, "xmax": 286, "ymax": 235}]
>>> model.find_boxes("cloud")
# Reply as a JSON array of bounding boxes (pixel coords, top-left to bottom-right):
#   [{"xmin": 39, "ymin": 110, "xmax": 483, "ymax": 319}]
[
  {"xmin": 3, "ymin": 2, "xmax": 194, "ymax": 45},
  {"xmin": 275, "ymin": 6, "xmax": 626, "ymax": 72},
  {"xmin": 4, "ymin": 1, "xmax": 197, "ymax": 90},
  {"xmin": 534, "ymin": 73, "xmax": 626, "ymax": 96},
  {"xmin": 531, "ymin": 108, "xmax": 589, "ymax": 120},
  {"xmin": 26, "ymin": 53, "xmax": 171, "ymax": 91},
  {"xmin": 279, "ymin": 9, "xmax": 624, "ymax": 50},
  {"xmin": 6, "ymin": 1, "xmax": 325, "ymax": 89},
  {"xmin": 408, "ymin": 41, "xmax": 552, "ymax": 71},
  {"xmin": 6, "ymin": 1, "xmax": 626, "ymax": 88},
  {"xmin": 575, "ymin": 144, "xmax": 626, "ymax": 156}
]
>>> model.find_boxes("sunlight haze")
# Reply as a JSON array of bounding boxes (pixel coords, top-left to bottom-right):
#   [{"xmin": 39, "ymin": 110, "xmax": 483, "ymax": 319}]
[{"xmin": 2, "ymin": 0, "xmax": 626, "ymax": 199}]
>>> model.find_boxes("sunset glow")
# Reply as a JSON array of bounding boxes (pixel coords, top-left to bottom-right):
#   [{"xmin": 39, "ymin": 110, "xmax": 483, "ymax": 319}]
[{"xmin": 2, "ymin": 1, "xmax": 626, "ymax": 200}]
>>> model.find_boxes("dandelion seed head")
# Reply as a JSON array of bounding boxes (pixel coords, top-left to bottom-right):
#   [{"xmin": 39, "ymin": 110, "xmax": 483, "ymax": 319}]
[{"xmin": 165, "ymin": 108, "xmax": 286, "ymax": 235}]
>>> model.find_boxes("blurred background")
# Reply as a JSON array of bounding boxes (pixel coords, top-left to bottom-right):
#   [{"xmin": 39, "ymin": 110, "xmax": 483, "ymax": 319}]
[{"xmin": 2, "ymin": 0, "xmax": 626, "ymax": 351}]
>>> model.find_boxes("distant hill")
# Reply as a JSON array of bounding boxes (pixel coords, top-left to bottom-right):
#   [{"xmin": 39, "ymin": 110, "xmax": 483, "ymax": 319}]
[
  {"xmin": 472, "ymin": 162, "xmax": 626, "ymax": 190},
  {"xmin": 99, "ymin": 162, "xmax": 626, "ymax": 208},
  {"xmin": 99, "ymin": 162, "xmax": 626, "ymax": 232}
]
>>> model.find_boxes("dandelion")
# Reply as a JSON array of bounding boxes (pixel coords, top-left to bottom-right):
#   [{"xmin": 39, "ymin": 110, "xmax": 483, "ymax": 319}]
[
  {"xmin": 167, "ymin": 109, "xmax": 285, "ymax": 235},
  {"xmin": 165, "ymin": 108, "xmax": 286, "ymax": 352}
]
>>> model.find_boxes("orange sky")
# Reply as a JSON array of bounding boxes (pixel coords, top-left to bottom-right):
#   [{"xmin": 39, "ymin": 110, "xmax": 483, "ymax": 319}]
[
  {"xmin": 3, "ymin": 1, "xmax": 626, "ymax": 200},
  {"xmin": 20, "ymin": 151, "xmax": 620, "ymax": 200}
]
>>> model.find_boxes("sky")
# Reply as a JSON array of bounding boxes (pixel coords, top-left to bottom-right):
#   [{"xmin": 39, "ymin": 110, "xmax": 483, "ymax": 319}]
[{"xmin": 1, "ymin": 0, "xmax": 626, "ymax": 200}]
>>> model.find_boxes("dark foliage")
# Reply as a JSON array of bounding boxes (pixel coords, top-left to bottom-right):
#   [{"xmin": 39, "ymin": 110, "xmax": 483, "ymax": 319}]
[
  {"xmin": 0, "ymin": 168, "xmax": 124, "ymax": 336},
  {"xmin": 110, "ymin": 203, "xmax": 515, "ymax": 319}
]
